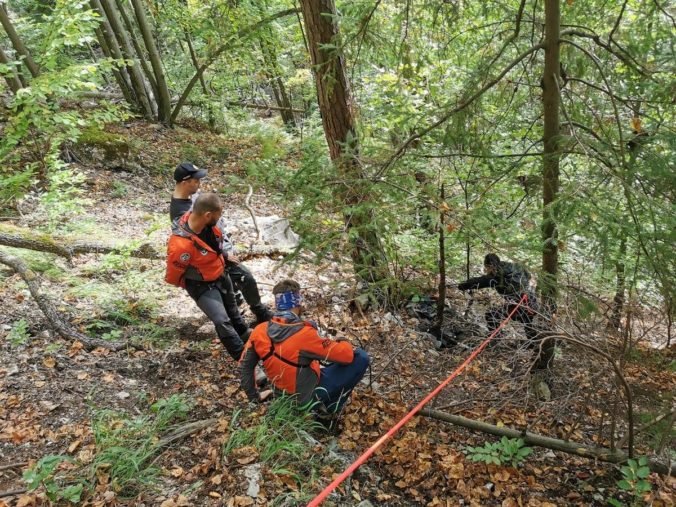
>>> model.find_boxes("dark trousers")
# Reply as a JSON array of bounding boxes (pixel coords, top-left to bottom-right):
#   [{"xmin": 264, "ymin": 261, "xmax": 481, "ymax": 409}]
[
  {"xmin": 486, "ymin": 301, "xmax": 539, "ymax": 343},
  {"xmin": 189, "ymin": 276, "xmax": 249, "ymax": 360},
  {"xmin": 226, "ymin": 263, "xmax": 272, "ymax": 323},
  {"xmin": 314, "ymin": 348, "xmax": 370, "ymax": 413}
]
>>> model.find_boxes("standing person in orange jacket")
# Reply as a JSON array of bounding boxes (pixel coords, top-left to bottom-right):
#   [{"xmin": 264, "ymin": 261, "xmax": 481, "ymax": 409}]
[
  {"xmin": 240, "ymin": 279, "xmax": 370, "ymax": 419},
  {"xmin": 165, "ymin": 193, "xmax": 250, "ymax": 359}
]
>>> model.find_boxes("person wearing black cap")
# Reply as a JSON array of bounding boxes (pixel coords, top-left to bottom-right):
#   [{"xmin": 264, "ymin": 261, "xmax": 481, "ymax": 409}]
[
  {"xmin": 169, "ymin": 162, "xmax": 273, "ymax": 325},
  {"xmin": 458, "ymin": 253, "xmax": 539, "ymax": 343}
]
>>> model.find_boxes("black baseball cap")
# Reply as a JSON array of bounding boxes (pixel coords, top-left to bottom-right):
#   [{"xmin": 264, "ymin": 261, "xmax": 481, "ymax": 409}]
[{"xmin": 174, "ymin": 162, "xmax": 207, "ymax": 182}]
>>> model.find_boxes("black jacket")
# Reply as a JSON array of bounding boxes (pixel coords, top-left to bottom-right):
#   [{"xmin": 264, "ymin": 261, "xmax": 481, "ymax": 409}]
[{"xmin": 458, "ymin": 261, "xmax": 533, "ymax": 302}]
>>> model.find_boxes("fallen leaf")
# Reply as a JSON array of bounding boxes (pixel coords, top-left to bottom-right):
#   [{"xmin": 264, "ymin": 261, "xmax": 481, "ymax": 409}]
[
  {"xmin": 43, "ymin": 357, "xmax": 56, "ymax": 368},
  {"xmin": 68, "ymin": 439, "xmax": 82, "ymax": 453},
  {"xmin": 170, "ymin": 467, "xmax": 184, "ymax": 478},
  {"xmin": 208, "ymin": 491, "xmax": 222, "ymax": 498},
  {"xmin": 77, "ymin": 372, "xmax": 89, "ymax": 380},
  {"xmin": 236, "ymin": 455, "xmax": 256, "ymax": 465}
]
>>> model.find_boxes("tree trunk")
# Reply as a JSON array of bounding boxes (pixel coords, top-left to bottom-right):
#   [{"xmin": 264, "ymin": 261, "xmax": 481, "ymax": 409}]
[
  {"xmin": 259, "ymin": 28, "xmax": 296, "ymax": 128},
  {"xmin": 299, "ymin": 0, "xmax": 389, "ymax": 284},
  {"xmin": 95, "ymin": 0, "xmax": 154, "ymax": 119},
  {"xmin": 0, "ymin": 45, "xmax": 23, "ymax": 93},
  {"xmin": 538, "ymin": 0, "xmax": 561, "ymax": 368},
  {"xmin": 115, "ymin": 0, "xmax": 159, "ymax": 102},
  {"xmin": 609, "ymin": 235, "xmax": 627, "ymax": 330},
  {"xmin": 0, "ymin": 4, "xmax": 39, "ymax": 78},
  {"xmin": 130, "ymin": 0, "xmax": 172, "ymax": 124},
  {"xmin": 93, "ymin": 10, "xmax": 137, "ymax": 109},
  {"xmin": 422, "ymin": 409, "xmax": 674, "ymax": 476}
]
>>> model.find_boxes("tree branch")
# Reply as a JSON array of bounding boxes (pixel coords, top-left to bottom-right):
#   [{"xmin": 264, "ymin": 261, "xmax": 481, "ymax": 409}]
[
  {"xmin": 170, "ymin": 8, "xmax": 299, "ymax": 124},
  {"xmin": 0, "ymin": 250, "xmax": 128, "ymax": 351}
]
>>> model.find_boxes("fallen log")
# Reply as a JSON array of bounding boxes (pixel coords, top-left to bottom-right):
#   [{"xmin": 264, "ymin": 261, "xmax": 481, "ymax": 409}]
[
  {"xmin": 422, "ymin": 408, "xmax": 675, "ymax": 476},
  {"xmin": 0, "ymin": 226, "xmax": 292, "ymax": 261},
  {"xmin": 0, "ymin": 250, "xmax": 128, "ymax": 351},
  {"xmin": 0, "ymin": 225, "xmax": 162, "ymax": 261}
]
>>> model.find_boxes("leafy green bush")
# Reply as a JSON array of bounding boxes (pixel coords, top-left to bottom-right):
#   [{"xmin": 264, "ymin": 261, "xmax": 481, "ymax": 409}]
[
  {"xmin": 23, "ymin": 455, "xmax": 85, "ymax": 504},
  {"xmin": 8, "ymin": 318, "xmax": 30, "ymax": 346},
  {"xmin": 608, "ymin": 457, "xmax": 652, "ymax": 507},
  {"xmin": 465, "ymin": 437, "xmax": 533, "ymax": 467}
]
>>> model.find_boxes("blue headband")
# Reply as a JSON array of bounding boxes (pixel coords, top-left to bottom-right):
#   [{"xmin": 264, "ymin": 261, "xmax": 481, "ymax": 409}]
[{"xmin": 275, "ymin": 290, "xmax": 302, "ymax": 310}]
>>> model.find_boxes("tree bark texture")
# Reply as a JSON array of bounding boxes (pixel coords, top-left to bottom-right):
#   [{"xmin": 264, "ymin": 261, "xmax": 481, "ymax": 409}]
[
  {"xmin": 95, "ymin": 0, "xmax": 154, "ymax": 119},
  {"xmin": 130, "ymin": 0, "xmax": 172, "ymax": 124},
  {"xmin": 0, "ymin": 4, "xmax": 39, "ymax": 78},
  {"xmin": 0, "ymin": 45, "xmax": 23, "ymax": 93},
  {"xmin": 0, "ymin": 250, "xmax": 128, "ymax": 351},
  {"xmin": 93, "ymin": 11, "xmax": 137, "ymax": 108},
  {"xmin": 115, "ymin": 0, "xmax": 159, "ymax": 102},
  {"xmin": 299, "ymin": 0, "xmax": 389, "ymax": 284},
  {"xmin": 537, "ymin": 0, "xmax": 561, "ymax": 370},
  {"xmin": 423, "ymin": 409, "xmax": 675, "ymax": 476},
  {"xmin": 609, "ymin": 235, "xmax": 627, "ymax": 329}
]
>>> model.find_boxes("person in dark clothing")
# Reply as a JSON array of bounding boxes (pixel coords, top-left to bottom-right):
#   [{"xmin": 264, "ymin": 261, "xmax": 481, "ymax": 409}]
[
  {"xmin": 166, "ymin": 193, "xmax": 251, "ymax": 359},
  {"xmin": 170, "ymin": 162, "xmax": 272, "ymax": 324},
  {"xmin": 458, "ymin": 253, "xmax": 539, "ymax": 343}
]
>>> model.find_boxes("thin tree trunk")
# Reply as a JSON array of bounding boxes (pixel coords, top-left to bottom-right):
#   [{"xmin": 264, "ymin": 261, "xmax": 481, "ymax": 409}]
[
  {"xmin": 0, "ymin": 46, "xmax": 23, "ymax": 93},
  {"xmin": 184, "ymin": 31, "xmax": 209, "ymax": 95},
  {"xmin": 259, "ymin": 27, "xmax": 296, "ymax": 128},
  {"xmin": 96, "ymin": 0, "xmax": 154, "ymax": 119},
  {"xmin": 0, "ymin": 4, "xmax": 39, "ymax": 78},
  {"xmin": 170, "ymin": 8, "xmax": 298, "ymax": 124},
  {"xmin": 609, "ymin": 235, "xmax": 627, "ymax": 329},
  {"xmin": 299, "ymin": 0, "xmax": 389, "ymax": 284},
  {"xmin": 130, "ymin": 0, "xmax": 172, "ymax": 124},
  {"xmin": 115, "ymin": 0, "xmax": 159, "ymax": 101},
  {"xmin": 436, "ymin": 184, "xmax": 446, "ymax": 333},
  {"xmin": 93, "ymin": 12, "xmax": 137, "ymax": 108},
  {"xmin": 538, "ymin": 0, "xmax": 561, "ymax": 369},
  {"xmin": 422, "ymin": 409, "xmax": 674, "ymax": 475}
]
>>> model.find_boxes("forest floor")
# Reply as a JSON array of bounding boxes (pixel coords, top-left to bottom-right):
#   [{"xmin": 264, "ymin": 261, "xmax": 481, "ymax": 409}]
[{"xmin": 0, "ymin": 121, "xmax": 674, "ymax": 507}]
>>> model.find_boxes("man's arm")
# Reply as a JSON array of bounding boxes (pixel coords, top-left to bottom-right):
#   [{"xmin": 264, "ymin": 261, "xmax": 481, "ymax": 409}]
[
  {"xmin": 458, "ymin": 275, "xmax": 495, "ymax": 291},
  {"xmin": 240, "ymin": 344, "xmax": 261, "ymax": 401},
  {"xmin": 298, "ymin": 328, "xmax": 355, "ymax": 365},
  {"xmin": 165, "ymin": 239, "xmax": 190, "ymax": 287}
]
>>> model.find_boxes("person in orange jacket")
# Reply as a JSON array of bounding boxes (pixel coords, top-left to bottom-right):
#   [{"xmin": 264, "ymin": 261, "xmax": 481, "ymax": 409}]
[
  {"xmin": 240, "ymin": 279, "xmax": 370, "ymax": 416},
  {"xmin": 166, "ymin": 193, "xmax": 250, "ymax": 359}
]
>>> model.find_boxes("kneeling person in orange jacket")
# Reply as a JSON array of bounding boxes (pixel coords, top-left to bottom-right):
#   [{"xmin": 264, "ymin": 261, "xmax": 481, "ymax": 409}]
[{"xmin": 240, "ymin": 279, "xmax": 370, "ymax": 415}]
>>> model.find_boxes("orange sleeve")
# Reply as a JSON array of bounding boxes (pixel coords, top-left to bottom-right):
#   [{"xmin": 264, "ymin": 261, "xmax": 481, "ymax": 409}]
[
  {"xmin": 165, "ymin": 237, "xmax": 190, "ymax": 288},
  {"xmin": 299, "ymin": 327, "xmax": 354, "ymax": 365}
]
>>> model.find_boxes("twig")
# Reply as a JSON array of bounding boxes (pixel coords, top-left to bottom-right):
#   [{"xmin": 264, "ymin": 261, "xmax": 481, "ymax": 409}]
[
  {"xmin": 0, "ymin": 462, "xmax": 27, "ymax": 472},
  {"xmin": 0, "ymin": 489, "xmax": 28, "ymax": 498},
  {"xmin": 243, "ymin": 185, "xmax": 261, "ymax": 242}
]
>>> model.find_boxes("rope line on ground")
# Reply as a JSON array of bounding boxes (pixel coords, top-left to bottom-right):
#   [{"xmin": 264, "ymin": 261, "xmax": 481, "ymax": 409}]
[{"xmin": 307, "ymin": 294, "xmax": 528, "ymax": 507}]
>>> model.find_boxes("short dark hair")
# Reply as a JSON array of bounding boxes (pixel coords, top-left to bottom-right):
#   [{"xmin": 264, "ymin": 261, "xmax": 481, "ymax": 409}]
[
  {"xmin": 193, "ymin": 192, "xmax": 222, "ymax": 215},
  {"xmin": 484, "ymin": 253, "xmax": 501, "ymax": 267},
  {"xmin": 273, "ymin": 279, "xmax": 301, "ymax": 295}
]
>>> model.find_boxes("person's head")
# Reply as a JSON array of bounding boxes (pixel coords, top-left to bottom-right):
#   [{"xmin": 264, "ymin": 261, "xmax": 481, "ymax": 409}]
[
  {"xmin": 272, "ymin": 279, "xmax": 302, "ymax": 314},
  {"xmin": 484, "ymin": 253, "xmax": 501, "ymax": 275},
  {"xmin": 174, "ymin": 162, "xmax": 207, "ymax": 196},
  {"xmin": 192, "ymin": 192, "xmax": 222, "ymax": 227}
]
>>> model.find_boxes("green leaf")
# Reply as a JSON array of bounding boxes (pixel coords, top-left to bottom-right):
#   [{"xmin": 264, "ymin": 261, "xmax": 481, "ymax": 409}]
[{"xmin": 617, "ymin": 479, "xmax": 632, "ymax": 490}]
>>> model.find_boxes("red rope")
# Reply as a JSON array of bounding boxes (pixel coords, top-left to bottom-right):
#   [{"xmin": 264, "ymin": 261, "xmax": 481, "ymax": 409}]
[{"xmin": 307, "ymin": 294, "xmax": 527, "ymax": 507}]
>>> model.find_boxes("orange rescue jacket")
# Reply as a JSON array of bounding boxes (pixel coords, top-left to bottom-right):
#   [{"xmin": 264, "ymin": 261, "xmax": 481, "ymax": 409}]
[
  {"xmin": 240, "ymin": 313, "xmax": 354, "ymax": 403},
  {"xmin": 165, "ymin": 212, "xmax": 226, "ymax": 288}
]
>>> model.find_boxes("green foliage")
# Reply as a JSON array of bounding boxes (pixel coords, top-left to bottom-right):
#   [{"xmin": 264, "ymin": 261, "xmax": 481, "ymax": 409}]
[
  {"xmin": 224, "ymin": 396, "xmax": 324, "ymax": 484},
  {"xmin": 91, "ymin": 395, "xmax": 192, "ymax": 497},
  {"xmin": 23, "ymin": 455, "xmax": 85, "ymax": 504},
  {"xmin": 8, "ymin": 318, "xmax": 30, "ymax": 346},
  {"xmin": 608, "ymin": 457, "xmax": 652, "ymax": 507},
  {"xmin": 465, "ymin": 437, "xmax": 533, "ymax": 467}
]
